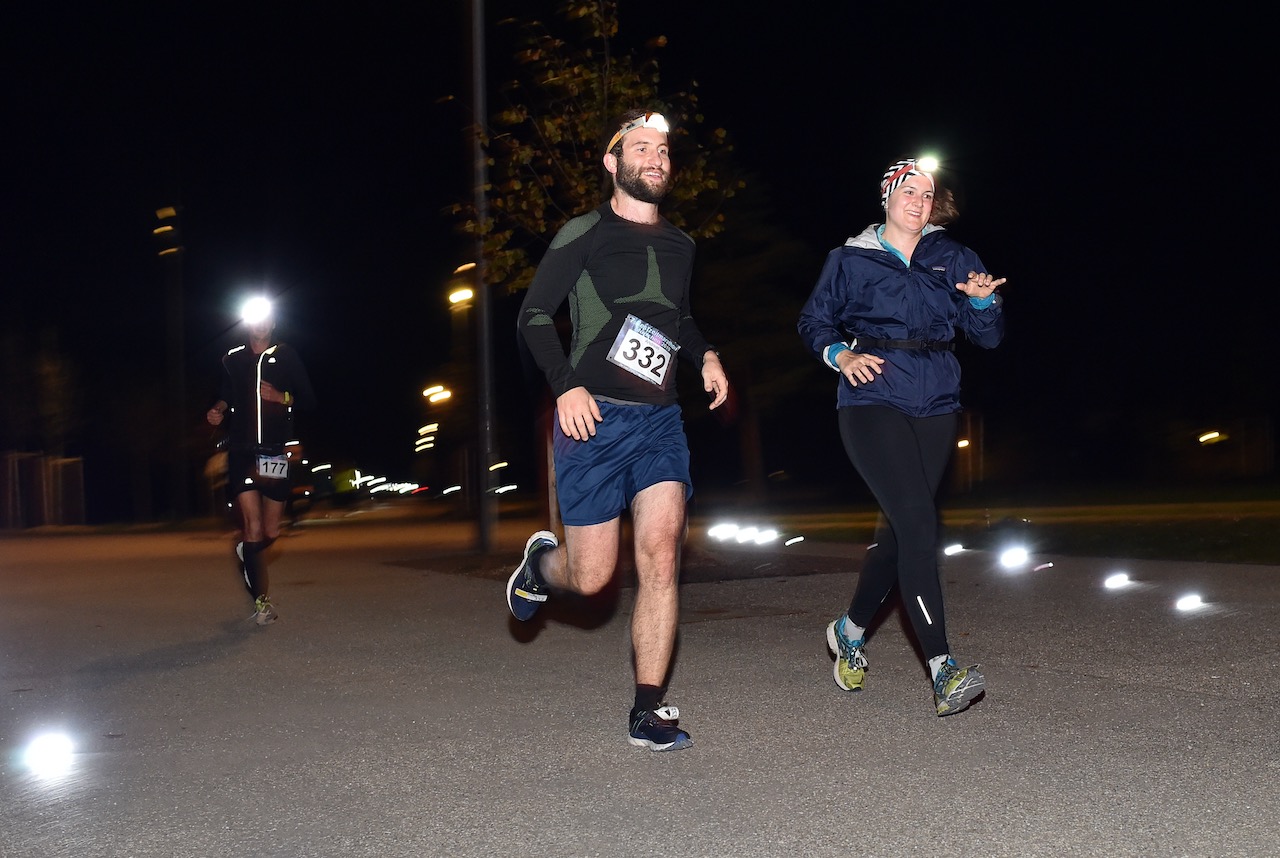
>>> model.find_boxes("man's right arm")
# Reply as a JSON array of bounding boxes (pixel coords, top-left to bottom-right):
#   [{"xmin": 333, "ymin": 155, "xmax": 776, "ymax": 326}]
[{"xmin": 516, "ymin": 214, "xmax": 596, "ymax": 397}]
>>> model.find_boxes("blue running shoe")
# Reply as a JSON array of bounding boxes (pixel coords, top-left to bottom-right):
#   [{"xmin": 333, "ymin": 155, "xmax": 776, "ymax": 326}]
[
  {"xmin": 933, "ymin": 659, "xmax": 985, "ymax": 716},
  {"xmin": 506, "ymin": 530, "xmax": 557, "ymax": 621},
  {"xmin": 628, "ymin": 705, "xmax": 692, "ymax": 751}
]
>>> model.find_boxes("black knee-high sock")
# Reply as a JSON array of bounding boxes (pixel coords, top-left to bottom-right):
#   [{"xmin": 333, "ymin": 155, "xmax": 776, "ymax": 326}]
[{"xmin": 242, "ymin": 541, "xmax": 270, "ymax": 599}]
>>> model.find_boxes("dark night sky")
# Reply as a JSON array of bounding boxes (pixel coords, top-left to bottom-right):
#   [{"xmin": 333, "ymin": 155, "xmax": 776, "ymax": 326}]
[{"xmin": 2, "ymin": 3, "xmax": 1272, "ymax": 517}]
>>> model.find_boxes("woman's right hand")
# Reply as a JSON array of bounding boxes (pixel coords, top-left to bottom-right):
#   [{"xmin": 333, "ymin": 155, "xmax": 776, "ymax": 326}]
[{"xmin": 836, "ymin": 349, "xmax": 885, "ymax": 386}]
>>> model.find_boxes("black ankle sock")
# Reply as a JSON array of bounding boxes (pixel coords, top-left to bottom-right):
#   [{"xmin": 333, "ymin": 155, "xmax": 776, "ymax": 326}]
[{"xmin": 633, "ymin": 684, "xmax": 663, "ymax": 714}]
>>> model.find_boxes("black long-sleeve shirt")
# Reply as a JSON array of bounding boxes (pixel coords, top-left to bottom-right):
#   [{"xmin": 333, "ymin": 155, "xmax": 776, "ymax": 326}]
[{"xmin": 517, "ymin": 202, "xmax": 714, "ymax": 406}]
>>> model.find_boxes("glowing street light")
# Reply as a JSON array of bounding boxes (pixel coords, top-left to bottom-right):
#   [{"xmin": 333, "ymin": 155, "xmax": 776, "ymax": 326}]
[{"xmin": 422, "ymin": 385, "xmax": 452, "ymax": 404}]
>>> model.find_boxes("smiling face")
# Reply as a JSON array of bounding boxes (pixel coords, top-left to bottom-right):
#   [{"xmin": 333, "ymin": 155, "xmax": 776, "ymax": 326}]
[
  {"xmin": 609, "ymin": 127, "xmax": 672, "ymax": 204},
  {"xmin": 884, "ymin": 174, "xmax": 935, "ymax": 233}
]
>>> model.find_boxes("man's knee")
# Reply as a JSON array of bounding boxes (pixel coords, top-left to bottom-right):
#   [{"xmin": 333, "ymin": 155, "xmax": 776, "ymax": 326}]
[
  {"xmin": 633, "ymin": 538, "xmax": 680, "ymax": 589},
  {"xmin": 565, "ymin": 559, "xmax": 615, "ymax": 596}
]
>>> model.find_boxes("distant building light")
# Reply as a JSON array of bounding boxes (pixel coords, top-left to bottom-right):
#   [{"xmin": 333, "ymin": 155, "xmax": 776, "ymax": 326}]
[
  {"xmin": 488, "ymin": 461, "xmax": 509, "ymax": 471},
  {"xmin": 157, "ymin": 247, "xmax": 181, "ymax": 257},
  {"xmin": 956, "ymin": 439, "xmax": 970, "ymax": 449},
  {"xmin": 453, "ymin": 262, "xmax": 476, "ymax": 274},
  {"xmin": 371, "ymin": 482, "xmax": 419, "ymax": 495},
  {"xmin": 152, "ymin": 225, "xmax": 175, "ymax": 235},
  {"xmin": 155, "ymin": 206, "xmax": 178, "ymax": 219},
  {"xmin": 1198, "ymin": 431, "xmax": 1228, "ymax": 445}
]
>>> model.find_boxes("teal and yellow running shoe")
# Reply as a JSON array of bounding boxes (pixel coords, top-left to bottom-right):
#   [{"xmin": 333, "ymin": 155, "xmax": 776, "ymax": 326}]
[
  {"xmin": 933, "ymin": 659, "xmax": 985, "ymax": 716},
  {"xmin": 825, "ymin": 616, "xmax": 868, "ymax": 691}
]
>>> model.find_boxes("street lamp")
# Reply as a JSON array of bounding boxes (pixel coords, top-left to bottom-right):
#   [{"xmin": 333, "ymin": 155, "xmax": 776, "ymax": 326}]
[
  {"xmin": 155, "ymin": 205, "xmax": 186, "ymax": 519},
  {"xmin": 450, "ymin": 263, "xmax": 476, "ymax": 307},
  {"xmin": 422, "ymin": 384, "xmax": 452, "ymax": 404}
]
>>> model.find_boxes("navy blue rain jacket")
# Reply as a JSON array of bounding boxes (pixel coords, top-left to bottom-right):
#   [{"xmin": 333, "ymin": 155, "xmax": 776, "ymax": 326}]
[{"xmin": 797, "ymin": 225, "xmax": 1004, "ymax": 417}]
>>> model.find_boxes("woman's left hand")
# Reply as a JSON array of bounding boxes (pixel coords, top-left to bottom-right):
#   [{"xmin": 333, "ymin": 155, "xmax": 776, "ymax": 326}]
[{"xmin": 956, "ymin": 270, "xmax": 1006, "ymax": 298}]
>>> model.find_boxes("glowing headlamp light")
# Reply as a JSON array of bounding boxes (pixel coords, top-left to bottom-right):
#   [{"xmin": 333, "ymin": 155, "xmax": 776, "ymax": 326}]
[
  {"xmin": 241, "ymin": 296, "xmax": 273, "ymax": 325},
  {"xmin": 606, "ymin": 111, "xmax": 670, "ymax": 154},
  {"xmin": 880, "ymin": 155, "xmax": 939, "ymax": 206}
]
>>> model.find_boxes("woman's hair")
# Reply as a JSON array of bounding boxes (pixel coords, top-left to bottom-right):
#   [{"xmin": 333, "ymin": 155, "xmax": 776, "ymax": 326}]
[
  {"xmin": 928, "ymin": 183, "xmax": 959, "ymax": 227},
  {"xmin": 880, "ymin": 157, "xmax": 960, "ymax": 226}
]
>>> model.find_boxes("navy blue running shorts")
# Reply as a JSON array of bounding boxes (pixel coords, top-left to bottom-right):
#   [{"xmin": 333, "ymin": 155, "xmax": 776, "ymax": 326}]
[{"xmin": 553, "ymin": 400, "xmax": 693, "ymax": 527}]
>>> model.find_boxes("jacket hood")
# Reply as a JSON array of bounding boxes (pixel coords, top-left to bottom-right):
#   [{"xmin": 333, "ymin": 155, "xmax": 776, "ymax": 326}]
[{"xmin": 844, "ymin": 223, "xmax": 944, "ymax": 251}]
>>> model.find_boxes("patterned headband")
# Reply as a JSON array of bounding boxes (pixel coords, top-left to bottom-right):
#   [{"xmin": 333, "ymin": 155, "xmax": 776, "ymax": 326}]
[{"xmin": 880, "ymin": 159, "xmax": 935, "ymax": 207}]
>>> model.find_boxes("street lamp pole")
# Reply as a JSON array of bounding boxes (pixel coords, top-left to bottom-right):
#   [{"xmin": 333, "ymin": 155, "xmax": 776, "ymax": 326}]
[
  {"xmin": 155, "ymin": 205, "xmax": 187, "ymax": 520},
  {"xmin": 471, "ymin": 0, "xmax": 496, "ymax": 552}
]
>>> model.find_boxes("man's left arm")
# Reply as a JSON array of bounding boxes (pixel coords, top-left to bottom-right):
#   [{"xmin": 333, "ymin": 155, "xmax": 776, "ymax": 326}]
[
  {"xmin": 700, "ymin": 349, "xmax": 728, "ymax": 410},
  {"xmin": 675, "ymin": 279, "xmax": 727, "ymax": 409}
]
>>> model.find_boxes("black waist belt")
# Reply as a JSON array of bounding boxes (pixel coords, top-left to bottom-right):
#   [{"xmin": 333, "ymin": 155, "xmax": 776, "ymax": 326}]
[{"xmin": 857, "ymin": 338, "xmax": 954, "ymax": 352}]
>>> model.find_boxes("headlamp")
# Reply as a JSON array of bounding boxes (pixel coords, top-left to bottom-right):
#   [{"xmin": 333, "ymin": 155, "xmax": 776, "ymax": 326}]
[
  {"xmin": 606, "ymin": 111, "xmax": 670, "ymax": 154},
  {"xmin": 241, "ymin": 296, "xmax": 273, "ymax": 325},
  {"xmin": 880, "ymin": 157, "xmax": 939, "ymax": 206}
]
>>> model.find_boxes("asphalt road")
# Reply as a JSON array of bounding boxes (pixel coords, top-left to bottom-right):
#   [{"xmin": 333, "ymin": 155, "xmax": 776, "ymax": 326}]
[{"xmin": 2, "ymin": 504, "xmax": 1278, "ymax": 857}]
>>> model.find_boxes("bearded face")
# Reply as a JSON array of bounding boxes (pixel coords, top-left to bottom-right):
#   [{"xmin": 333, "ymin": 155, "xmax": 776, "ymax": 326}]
[{"xmin": 614, "ymin": 152, "xmax": 672, "ymax": 204}]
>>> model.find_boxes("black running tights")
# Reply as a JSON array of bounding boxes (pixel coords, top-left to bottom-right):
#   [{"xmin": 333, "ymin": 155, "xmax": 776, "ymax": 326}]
[{"xmin": 838, "ymin": 405, "xmax": 957, "ymax": 660}]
